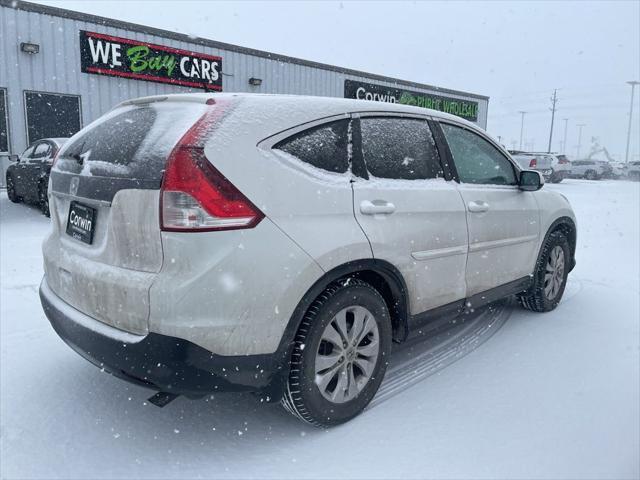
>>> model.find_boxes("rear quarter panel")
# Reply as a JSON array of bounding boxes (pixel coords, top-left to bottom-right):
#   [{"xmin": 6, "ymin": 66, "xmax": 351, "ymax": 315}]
[{"xmin": 202, "ymin": 97, "xmax": 373, "ymax": 272}]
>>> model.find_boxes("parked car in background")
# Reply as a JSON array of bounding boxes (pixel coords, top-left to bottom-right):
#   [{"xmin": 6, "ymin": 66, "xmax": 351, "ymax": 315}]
[
  {"xmin": 608, "ymin": 162, "xmax": 628, "ymax": 179},
  {"xmin": 5, "ymin": 138, "xmax": 68, "ymax": 216},
  {"xmin": 627, "ymin": 161, "xmax": 640, "ymax": 181},
  {"xmin": 550, "ymin": 154, "xmax": 572, "ymax": 183},
  {"xmin": 39, "ymin": 93, "xmax": 577, "ymax": 427},
  {"xmin": 511, "ymin": 152, "xmax": 554, "ymax": 182},
  {"xmin": 568, "ymin": 159, "xmax": 611, "ymax": 180}
]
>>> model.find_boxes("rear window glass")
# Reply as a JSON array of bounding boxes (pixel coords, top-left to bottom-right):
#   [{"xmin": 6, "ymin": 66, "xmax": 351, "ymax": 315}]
[
  {"xmin": 274, "ymin": 120, "xmax": 349, "ymax": 174},
  {"xmin": 360, "ymin": 117, "xmax": 443, "ymax": 180},
  {"xmin": 55, "ymin": 102, "xmax": 207, "ymax": 180}
]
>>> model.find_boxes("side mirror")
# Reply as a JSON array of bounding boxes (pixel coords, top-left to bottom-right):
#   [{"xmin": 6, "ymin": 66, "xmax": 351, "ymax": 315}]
[
  {"xmin": 9, "ymin": 154, "xmax": 19, "ymax": 163},
  {"xmin": 519, "ymin": 170, "xmax": 544, "ymax": 191}
]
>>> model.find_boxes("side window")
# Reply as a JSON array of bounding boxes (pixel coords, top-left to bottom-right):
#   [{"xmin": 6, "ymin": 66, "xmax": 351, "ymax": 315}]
[
  {"xmin": 360, "ymin": 117, "xmax": 443, "ymax": 180},
  {"xmin": 32, "ymin": 142, "xmax": 51, "ymax": 159},
  {"xmin": 441, "ymin": 123, "xmax": 517, "ymax": 185},
  {"xmin": 274, "ymin": 120, "xmax": 349, "ymax": 173},
  {"xmin": 21, "ymin": 145, "xmax": 35, "ymax": 160}
]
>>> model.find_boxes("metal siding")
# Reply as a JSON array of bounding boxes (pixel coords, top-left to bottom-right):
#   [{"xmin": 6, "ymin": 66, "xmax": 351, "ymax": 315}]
[{"xmin": 1, "ymin": 4, "xmax": 488, "ymax": 157}]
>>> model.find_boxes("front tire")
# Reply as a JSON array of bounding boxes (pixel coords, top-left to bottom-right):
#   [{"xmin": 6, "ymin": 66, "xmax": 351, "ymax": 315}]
[
  {"xmin": 6, "ymin": 175, "xmax": 21, "ymax": 203},
  {"xmin": 282, "ymin": 279, "xmax": 392, "ymax": 427},
  {"xmin": 584, "ymin": 170, "xmax": 597, "ymax": 180},
  {"xmin": 519, "ymin": 231, "xmax": 571, "ymax": 312}
]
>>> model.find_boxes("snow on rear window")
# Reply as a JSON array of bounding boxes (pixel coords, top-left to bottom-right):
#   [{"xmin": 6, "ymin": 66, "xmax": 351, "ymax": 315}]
[{"xmin": 55, "ymin": 102, "xmax": 207, "ymax": 180}]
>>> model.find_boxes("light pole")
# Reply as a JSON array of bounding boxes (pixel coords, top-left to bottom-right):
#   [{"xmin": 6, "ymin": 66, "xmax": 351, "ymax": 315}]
[
  {"xmin": 576, "ymin": 123, "xmax": 586, "ymax": 158},
  {"xmin": 518, "ymin": 111, "xmax": 527, "ymax": 150},
  {"xmin": 624, "ymin": 81, "xmax": 639, "ymax": 163},
  {"xmin": 562, "ymin": 118, "xmax": 569, "ymax": 154}
]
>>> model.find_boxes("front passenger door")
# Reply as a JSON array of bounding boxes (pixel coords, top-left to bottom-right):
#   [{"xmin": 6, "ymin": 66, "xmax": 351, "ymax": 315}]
[
  {"xmin": 24, "ymin": 141, "xmax": 50, "ymax": 201},
  {"xmin": 439, "ymin": 122, "xmax": 540, "ymax": 297}
]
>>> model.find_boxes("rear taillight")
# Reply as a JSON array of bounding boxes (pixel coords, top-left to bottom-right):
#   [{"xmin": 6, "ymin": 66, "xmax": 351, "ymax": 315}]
[
  {"xmin": 529, "ymin": 157, "xmax": 537, "ymax": 168},
  {"xmin": 160, "ymin": 106, "xmax": 264, "ymax": 232},
  {"xmin": 559, "ymin": 158, "xmax": 569, "ymax": 164},
  {"xmin": 51, "ymin": 148, "xmax": 61, "ymax": 168}
]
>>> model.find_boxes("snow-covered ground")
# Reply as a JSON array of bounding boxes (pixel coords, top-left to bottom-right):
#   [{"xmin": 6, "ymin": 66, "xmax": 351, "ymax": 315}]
[{"xmin": 1, "ymin": 179, "xmax": 639, "ymax": 479}]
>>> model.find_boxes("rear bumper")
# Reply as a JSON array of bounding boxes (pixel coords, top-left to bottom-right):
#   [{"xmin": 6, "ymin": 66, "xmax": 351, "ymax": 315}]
[{"xmin": 40, "ymin": 278, "xmax": 287, "ymax": 398}]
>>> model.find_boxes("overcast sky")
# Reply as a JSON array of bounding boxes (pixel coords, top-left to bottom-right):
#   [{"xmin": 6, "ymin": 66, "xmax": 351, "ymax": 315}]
[{"xmin": 37, "ymin": 0, "xmax": 640, "ymax": 160}]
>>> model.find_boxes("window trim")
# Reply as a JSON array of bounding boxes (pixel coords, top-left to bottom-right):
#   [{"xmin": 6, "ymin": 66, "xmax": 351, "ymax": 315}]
[
  {"xmin": 23, "ymin": 90, "xmax": 83, "ymax": 146},
  {"xmin": 271, "ymin": 118, "xmax": 351, "ymax": 176},
  {"xmin": 435, "ymin": 119, "xmax": 521, "ymax": 186},
  {"xmin": 258, "ymin": 113, "xmax": 351, "ymax": 149},
  {"xmin": 354, "ymin": 114, "xmax": 445, "ymax": 182},
  {"xmin": 259, "ymin": 114, "xmax": 354, "ymax": 179},
  {"xmin": 0, "ymin": 88, "xmax": 9, "ymax": 154}
]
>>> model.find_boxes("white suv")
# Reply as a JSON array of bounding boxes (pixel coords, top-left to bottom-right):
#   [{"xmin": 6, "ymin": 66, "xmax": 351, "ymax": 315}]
[{"xmin": 40, "ymin": 93, "xmax": 577, "ymax": 426}]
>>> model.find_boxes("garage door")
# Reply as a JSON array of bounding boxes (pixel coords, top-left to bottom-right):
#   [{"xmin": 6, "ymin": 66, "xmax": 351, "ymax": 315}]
[{"xmin": 24, "ymin": 91, "xmax": 81, "ymax": 144}]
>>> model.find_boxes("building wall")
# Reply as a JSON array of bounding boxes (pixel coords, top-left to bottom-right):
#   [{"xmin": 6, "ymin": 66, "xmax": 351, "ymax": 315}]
[{"xmin": 0, "ymin": 2, "xmax": 489, "ymax": 158}]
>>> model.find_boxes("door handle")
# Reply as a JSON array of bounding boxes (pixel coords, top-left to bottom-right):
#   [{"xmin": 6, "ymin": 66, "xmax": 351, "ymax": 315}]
[
  {"xmin": 360, "ymin": 200, "xmax": 396, "ymax": 215},
  {"xmin": 467, "ymin": 200, "xmax": 489, "ymax": 213}
]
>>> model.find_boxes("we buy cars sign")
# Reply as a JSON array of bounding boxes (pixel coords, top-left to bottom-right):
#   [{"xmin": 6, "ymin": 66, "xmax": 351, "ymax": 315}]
[{"xmin": 79, "ymin": 31, "xmax": 222, "ymax": 91}]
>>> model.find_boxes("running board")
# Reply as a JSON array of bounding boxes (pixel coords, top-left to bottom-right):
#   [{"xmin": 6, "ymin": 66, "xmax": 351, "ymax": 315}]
[{"xmin": 147, "ymin": 392, "xmax": 179, "ymax": 408}]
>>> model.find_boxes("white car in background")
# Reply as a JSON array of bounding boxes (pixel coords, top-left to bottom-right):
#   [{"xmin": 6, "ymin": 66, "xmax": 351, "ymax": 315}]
[
  {"xmin": 511, "ymin": 153, "xmax": 554, "ymax": 182},
  {"xmin": 569, "ymin": 160, "xmax": 612, "ymax": 180},
  {"xmin": 511, "ymin": 152, "xmax": 571, "ymax": 184},
  {"xmin": 608, "ymin": 162, "xmax": 628, "ymax": 179},
  {"xmin": 549, "ymin": 154, "xmax": 572, "ymax": 183},
  {"xmin": 627, "ymin": 161, "xmax": 640, "ymax": 181}
]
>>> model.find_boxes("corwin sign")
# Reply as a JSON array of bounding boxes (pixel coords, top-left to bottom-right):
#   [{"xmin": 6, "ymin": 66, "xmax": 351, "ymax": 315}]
[
  {"xmin": 344, "ymin": 80, "xmax": 478, "ymax": 122},
  {"xmin": 80, "ymin": 31, "xmax": 222, "ymax": 91}
]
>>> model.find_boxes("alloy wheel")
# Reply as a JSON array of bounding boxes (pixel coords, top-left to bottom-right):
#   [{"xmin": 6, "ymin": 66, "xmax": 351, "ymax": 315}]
[
  {"xmin": 314, "ymin": 305, "xmax": 380, "ymax": 404},
  {"xmin": 544, "ymin": 245, "xmax": 565, "ymax": 300}
]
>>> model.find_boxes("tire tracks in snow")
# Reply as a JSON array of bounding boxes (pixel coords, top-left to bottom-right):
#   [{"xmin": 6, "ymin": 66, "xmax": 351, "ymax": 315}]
[{"xmin": 369, "ymin": 298, "xmax": 513, "ymax": 409}]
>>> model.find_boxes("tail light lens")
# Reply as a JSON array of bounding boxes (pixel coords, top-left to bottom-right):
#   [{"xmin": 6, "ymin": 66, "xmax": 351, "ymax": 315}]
[
  {"xmin": 51, "ymin": 147, "xmax": 61, "ymax": 168},
  {"xmin": 160, "ymin": 105, "xmax": 264, "ymax": 232},
  {"xmin": 529, "ymin": 157, "xmax": 537, "ymax": 168}
]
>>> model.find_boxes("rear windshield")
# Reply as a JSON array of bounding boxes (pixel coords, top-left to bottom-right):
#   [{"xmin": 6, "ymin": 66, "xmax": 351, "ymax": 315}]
[{"xmin": 55, "ymin": 101, "xmax": 207, "ymax": 182}]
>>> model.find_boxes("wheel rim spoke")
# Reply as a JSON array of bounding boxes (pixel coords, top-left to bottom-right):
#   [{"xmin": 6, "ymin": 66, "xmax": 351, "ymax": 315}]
[
  {"xmin": 330, "ymin": 366, "xmax": 349, "ymax": 402},
  {"xmin": 321, "ymin": 323, "xmax": 344, "ymax": 349},
  {"xmin": 544, "ymin": 246, "xmax": 565, "ymax": 300},
  {"xmin": 346, "ymin": 363, "xmax": 359, "ymax": 398},
  {"xmin": 354, "ymin": 356, "xmax": 376, "ymax": 378},
  {"xmin": 315, "ymin": 352, "xmax": 342, "ymax": 374},
  {"xmin": 316, "ymin": 364, "xmax": 340, "ymax": 392},
  {"xmin": 333, "ymin": 310, "xmax": 349, "ymax": 343},
  {"xmin": 356, "ymin": 336, "xmax": 379, "ymax": 357}
]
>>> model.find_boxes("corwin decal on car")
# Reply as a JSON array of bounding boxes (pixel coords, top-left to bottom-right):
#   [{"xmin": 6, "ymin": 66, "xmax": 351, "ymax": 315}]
[
  {"xmin": 79, "ymin": 31, "xmax": 222, "ymax": 91},
  {"xmin": 344, "ymin": 80, "xmax": 479, "ymax": 122}
]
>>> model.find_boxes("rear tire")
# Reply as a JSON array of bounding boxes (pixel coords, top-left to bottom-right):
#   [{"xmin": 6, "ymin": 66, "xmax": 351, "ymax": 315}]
[
  {"xmin": 519, "ymin": 231, "xmax": 571, "ymax": 312},
  {"xmin": 550, "ymin": 173, "xmax": 563, "ymax": 184},
  {"xmin": 6, "ymin": 175, "xmax": 21, "ymax": 203},
  {"xmin": 282, "ymin": 279, "xmax": 392, "ymax": 427},
  {"xmin": 584, "ymin": 170, "xmax": 597, "ymax": 180},
  {"xmin": 38, "ymin": 181, "xmax": 50, "ymax": 217}
]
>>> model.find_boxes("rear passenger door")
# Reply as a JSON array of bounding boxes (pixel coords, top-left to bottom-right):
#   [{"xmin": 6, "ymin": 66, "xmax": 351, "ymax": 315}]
[
  {"xmin": 438, "ymin": 122, "xmax": 540, "ymax": 297},
  {"xmin": 351, "ymin": 114, "xmax": 468, "ymax": 314}
]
